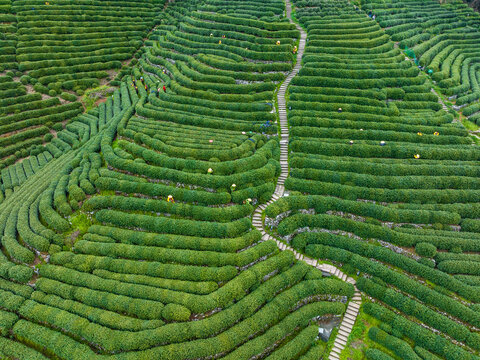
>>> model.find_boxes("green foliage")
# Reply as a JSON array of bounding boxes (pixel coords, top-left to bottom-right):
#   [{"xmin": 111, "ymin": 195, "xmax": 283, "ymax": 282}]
[
  {"xmin": 162, "ymin": 303, "xmax": 191, "ymax": 322},
  {"xmin": 415, "ymin": 242, "xmax": 437, "ymax": 258}
]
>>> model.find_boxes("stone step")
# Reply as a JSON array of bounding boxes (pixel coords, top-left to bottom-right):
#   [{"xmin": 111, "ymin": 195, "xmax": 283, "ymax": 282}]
[
  {"xmin": 345, "ymin": 313, "xmax": 358, "ymax": 323},
  {"xmin": 342, "ymin": 317, "xmax": 355, "ymax": 326},
  {"xmin": 330, "ymin": 345, "xmax": 342, "ymax": 355},
  {"xmin": 339, "ymin": 323, "xmax": 353, "ymax": 332},
  {"xmin": 350, "ymin": 302, "xmax": 361, "ymax": 309},
  {"xmin": 345, "ymin": 301, "xmax": 359, "ymax": 319},
  {"xmin": 329, "ymin": 353, "xmax": 340, "ymax": 360},
  {"xmin": 336, "ymin": 333, "xmax": 348, "ymax": 343},
  {"xmin": 347, "ymin": 305, "xmax": 359, "ymax": 313},
  {"xmin": 349, "ymin": 300, "xmax": 361, "ymax": 307}
]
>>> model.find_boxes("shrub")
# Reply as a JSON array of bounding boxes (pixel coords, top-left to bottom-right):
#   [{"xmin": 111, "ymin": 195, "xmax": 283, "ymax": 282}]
[
  {"xmin": 415, "ymin": 242, "xmax": 437, "ymax": 258},
  {"xmin": 162, "ymin": 303, "xmax": 191, "ymax": 322}
]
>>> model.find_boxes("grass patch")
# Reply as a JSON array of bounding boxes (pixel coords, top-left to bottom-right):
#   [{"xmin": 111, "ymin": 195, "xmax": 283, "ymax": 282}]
[
  {"xmin": 462, "ymin": 117, "xmax": 479, "ymax": 131},
  {"xmin": 64, "ymin": 210, "xmax": 95, "ymax": 249},
  {"xmin": 290, "ymin": 9, "xmax": 307, "ymax": 32},
  {"xmin": 81, "ymin": 85, "xmax": 115, "ymax": 112},
  {"xmin": 340, "ymin": 302, "xmax": 380, "ymax": 360},
  {"xmin": 470, "ymin": 134, "xmax": 480, "ymax": 145},
  {"xmin": 69, "ymin": 211, "xmax": 93, "ymax": 235}
]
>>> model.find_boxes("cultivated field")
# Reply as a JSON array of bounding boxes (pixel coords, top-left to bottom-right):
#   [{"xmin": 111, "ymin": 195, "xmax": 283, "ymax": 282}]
[{"xmin": 0, "ymin": 0, "xmax": 480, "ymax": 359}]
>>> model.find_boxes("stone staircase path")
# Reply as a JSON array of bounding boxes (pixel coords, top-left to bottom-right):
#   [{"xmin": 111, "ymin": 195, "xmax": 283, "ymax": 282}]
[{"xmin": 251, "ymin": 1, "xmax": 362, "ymax": 358}]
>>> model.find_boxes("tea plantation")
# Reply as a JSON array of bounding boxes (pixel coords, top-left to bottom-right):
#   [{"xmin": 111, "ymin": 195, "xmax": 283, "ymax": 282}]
[{"xmin": 0, "ymin": 0, "xmax": 479, "ymax": 359}]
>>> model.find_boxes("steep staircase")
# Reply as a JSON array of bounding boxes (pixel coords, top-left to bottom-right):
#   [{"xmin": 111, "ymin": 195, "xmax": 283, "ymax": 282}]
[{"xmin": 251, "ymin": 1, "xmax": 363, "ymax": 358}]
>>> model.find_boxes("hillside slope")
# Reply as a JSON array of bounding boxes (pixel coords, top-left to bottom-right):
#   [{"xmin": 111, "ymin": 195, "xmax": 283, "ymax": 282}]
[{"xmin": 0, "ymin": 1, "xmax": 356, "ymax": 359}]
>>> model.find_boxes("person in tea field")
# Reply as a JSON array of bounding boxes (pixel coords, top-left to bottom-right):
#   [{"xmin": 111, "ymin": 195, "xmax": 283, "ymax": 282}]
[{"xmin": 163, "ymin": 85, "xmax": 166, "ymax": 93}]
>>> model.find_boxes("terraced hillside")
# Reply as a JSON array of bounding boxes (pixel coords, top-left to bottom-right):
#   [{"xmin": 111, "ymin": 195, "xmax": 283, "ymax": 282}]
[
  {"xmin": 363, "ymin": 0, "xmax": 480, "ymax": 124},
  {"xmin": 262, "ymin": 0, "xmax": 480, "ymax": 358},
  {"xmin": 2, "ymin": 0, "xmax": 480, "ymax": 359},
  {"xmin": 0, "ymin": 0, "xmax": 359, "ymax": 359},
  {"xmin": 0, "ymin": 75, "xmax": 84, "ymax": 174},
  {"xmin": 13, "ymin": 0, "xmax": 161, "ymax": 91},
  {"xmin": 0, "ymin": 0, "xmax": 161, "ymax": 176}
]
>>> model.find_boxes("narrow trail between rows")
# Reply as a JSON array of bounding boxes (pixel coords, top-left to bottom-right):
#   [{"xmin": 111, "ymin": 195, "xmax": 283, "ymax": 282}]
[{"xmin": 250, "ymin": 1, "xmax": 362, "ymax": 359}]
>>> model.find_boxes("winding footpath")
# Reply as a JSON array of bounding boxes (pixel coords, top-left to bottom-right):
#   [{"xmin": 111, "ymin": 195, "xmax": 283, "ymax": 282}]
[
  {"xmin": 251, "ymin": 1, "xmax": 362, "ymax": 359},
  {"xmin": 431, "ymin": 88, "xmax": 449, "ymax": 113}
]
